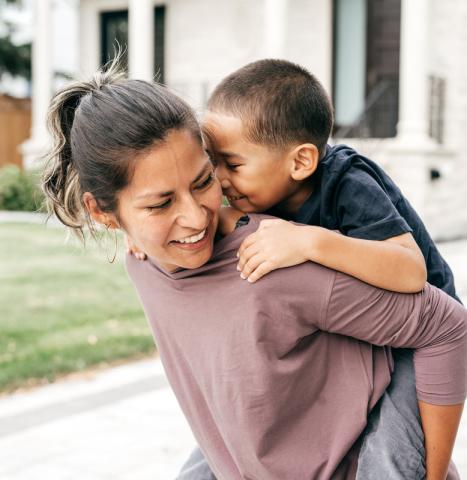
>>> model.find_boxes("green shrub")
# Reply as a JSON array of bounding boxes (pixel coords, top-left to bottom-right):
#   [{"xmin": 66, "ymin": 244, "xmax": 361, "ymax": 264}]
[{"xmin": 0, "ymin": 164, "xmax": 45, "ymax": 212}]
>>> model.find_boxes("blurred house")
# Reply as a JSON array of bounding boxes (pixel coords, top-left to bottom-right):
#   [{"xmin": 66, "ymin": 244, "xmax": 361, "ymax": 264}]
[{"xmin": 24, "ymin": 0, "xmax": 467, "ymax": 238}]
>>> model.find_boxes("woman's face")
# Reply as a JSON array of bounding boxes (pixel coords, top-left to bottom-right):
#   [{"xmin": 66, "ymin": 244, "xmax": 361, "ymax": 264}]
[{"xmin": 117, "ymin": 129, "xmax": 222, "ymax": 272}]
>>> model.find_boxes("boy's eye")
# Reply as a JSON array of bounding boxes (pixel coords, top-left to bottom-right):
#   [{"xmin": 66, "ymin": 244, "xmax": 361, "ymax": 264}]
[
  {"xmin": 226, "ymin": 163, "xmax": 240, "ymax": 171},
  {"xmin": 195, "ymin": 172, "xmax": 214, "ymax": 190},
  {"xmin": 146, "ymin": 199, "xmax": 172, "ymax": 211}
]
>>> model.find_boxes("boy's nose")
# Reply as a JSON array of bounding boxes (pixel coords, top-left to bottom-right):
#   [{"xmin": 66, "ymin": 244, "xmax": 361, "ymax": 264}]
[{"xmin": 220, "ymin": 178, "xmax": 231, "ymax": 190}]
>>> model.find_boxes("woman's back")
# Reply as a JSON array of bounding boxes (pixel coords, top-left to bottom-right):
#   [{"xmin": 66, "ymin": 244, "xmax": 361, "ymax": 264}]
[{"xmin": 126, "ymin": 214, "xmax": 467, "ymax": 479}]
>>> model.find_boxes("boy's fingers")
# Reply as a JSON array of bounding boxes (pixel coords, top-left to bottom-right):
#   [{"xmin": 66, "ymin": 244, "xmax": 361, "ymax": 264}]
[
  {"xmin": 237, "ymin": 243, "xmax": 260, "ymax": 271},
  {"xmin": 239, "ymin": 253, "xmax": 263, "ymax": 280},
  {"xmin": 247, "ymin": 261, "xmax": 272, "ymax": 283},
  {"xmin": 238, "ymin": 233, "xmax": 257, "ymax": 258}
]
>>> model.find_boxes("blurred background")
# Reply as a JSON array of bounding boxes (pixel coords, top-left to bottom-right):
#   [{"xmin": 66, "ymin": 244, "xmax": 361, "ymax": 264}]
[{"xmin": 0, "ymin": 0, "xmax": 466, "ymax": 478}]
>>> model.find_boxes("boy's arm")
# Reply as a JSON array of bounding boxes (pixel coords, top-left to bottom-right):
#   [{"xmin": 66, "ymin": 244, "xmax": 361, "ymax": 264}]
[
  {"xmin": 419, "ymin": 401, "xmax": 464, "ymax": 480},
  {"xmin": 306, "ymin": 225, "xmax": 427, "ymax": 292},
  {"xmin": 237, "ymin": 219, "xmax": 427, "ymax": 292},
  {"xmin": 239, "ymin": 165, "xmax": 429, "ymax": 291}
]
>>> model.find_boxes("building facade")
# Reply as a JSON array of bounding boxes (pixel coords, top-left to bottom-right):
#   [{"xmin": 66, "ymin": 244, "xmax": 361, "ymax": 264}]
[{"xmin": 25, "ymin": 0, "xmax": 467, "ymax": 238}]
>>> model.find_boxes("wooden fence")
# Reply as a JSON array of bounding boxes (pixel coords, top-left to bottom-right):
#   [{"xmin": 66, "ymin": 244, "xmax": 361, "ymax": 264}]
[{"xmin": 0, "ymin": 94, "xmax": 31, "ymax": 169}]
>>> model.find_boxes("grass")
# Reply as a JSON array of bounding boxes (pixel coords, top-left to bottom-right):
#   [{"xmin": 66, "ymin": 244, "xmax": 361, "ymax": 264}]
[{"xmin": 0, "ymin": 222, "xmax": 155, "ymax": 392}]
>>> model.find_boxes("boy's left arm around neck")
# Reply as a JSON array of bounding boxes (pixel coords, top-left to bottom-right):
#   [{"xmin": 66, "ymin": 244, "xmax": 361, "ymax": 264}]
[
  {"xmin": 217, "ymin": 206, "xmax": 248, "ymax": 237},
  {"xmin": 306, "ymin": 227, "xmax": 427, "ymax": 293}
]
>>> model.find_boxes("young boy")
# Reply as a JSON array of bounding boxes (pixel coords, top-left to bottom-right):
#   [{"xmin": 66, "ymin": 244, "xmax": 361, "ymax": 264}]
[
  {"xmin": 190, "ymin": 59, "xmax": 461, "ymax": 479},
  {"xmin": 128, "ymin": 60, "xmax": 461, "ymax": 478}
]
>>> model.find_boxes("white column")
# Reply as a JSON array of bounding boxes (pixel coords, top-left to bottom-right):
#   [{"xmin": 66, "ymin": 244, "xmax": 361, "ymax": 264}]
[
  {"xmin": 385, "ymin": 0, "xmax": 437, "ymax": 216},
  {"xmin": 22, "ymin": 0, "xmax": 53, "ymax": 169},
  {"xmin": 396, "ymin": 0, "xmax": 432, "ymax": 145},
  {"xmin": 263, "ymin": 0, "xmax": 288, "ymax": 58},
  {"xmin": 128, "ymin": 0, "xmax": 154, "ymax": 80}
]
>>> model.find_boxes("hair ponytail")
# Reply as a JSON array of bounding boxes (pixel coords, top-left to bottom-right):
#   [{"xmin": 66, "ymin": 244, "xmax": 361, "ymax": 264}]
[
  {"xmin": 43, "ymin": 57, "xmax": 126, "ymax": 239},
  {"xmin": 43, "ymin": 86, "xmax": 90, "ymax": 236}
]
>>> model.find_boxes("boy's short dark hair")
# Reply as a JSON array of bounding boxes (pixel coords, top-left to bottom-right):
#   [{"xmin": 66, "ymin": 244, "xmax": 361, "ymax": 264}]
[{"xmin": 207, "ymin": 59, "xmax": 334, "ymax": 157}]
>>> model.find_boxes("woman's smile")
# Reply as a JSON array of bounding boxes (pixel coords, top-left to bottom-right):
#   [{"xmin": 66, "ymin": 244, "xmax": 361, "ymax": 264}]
[{"xmin": 171, "ymin": 227, "xmax": 211, "ymax": 250}]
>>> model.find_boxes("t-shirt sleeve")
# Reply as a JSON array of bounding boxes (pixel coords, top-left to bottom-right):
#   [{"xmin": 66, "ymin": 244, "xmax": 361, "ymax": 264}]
[
  {"xmin": 334, "ymin": 168, "xmax": 412, "ymax": 240},
  {"xmin": 321, "ymin": 271, "xmax": 467, "ymax": 405}
]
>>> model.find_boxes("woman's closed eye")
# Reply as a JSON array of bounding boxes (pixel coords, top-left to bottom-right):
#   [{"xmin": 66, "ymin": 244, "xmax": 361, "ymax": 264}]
[
  {"xmin": 195, "ymin": 172, "xmax": 215, "ymax": 190},
  {"xmin": 145, "ymin": 173, "xmax": 214, "ymax": 212},
  {"xmin": 146, "ymin": 198, "xmax": 172, "ymax": 211}
]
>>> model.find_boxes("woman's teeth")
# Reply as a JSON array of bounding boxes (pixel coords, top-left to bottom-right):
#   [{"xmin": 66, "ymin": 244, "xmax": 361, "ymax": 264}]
[{"xmin": 174, "ymin": 229, "xmax": 207, "ymax": 244}]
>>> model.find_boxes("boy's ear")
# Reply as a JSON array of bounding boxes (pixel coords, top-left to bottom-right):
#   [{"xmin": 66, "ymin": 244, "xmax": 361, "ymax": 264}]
[
  {"xmin": 289, "ymin": 143, "xmax": 319, "ymax": 181},
  {"xmin": 82, "ymin": 192, "xmax": 119, "ymax": 229}
]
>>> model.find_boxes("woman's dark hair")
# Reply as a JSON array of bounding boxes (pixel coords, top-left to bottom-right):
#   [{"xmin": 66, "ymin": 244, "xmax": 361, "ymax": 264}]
[{"xmin": 42, "ymin": 57, "xmax": 201, "ymax": 240}]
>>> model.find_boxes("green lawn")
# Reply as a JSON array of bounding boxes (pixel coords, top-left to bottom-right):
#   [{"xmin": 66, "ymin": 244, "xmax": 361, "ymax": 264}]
[{"xmin": 0, "ymin": 222, "xmax": 155, "ymax": 392}]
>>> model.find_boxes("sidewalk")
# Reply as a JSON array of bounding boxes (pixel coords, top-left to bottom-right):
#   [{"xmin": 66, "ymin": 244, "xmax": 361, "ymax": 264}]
[
  {"xmin": 1, "ymin": 232, "xmax": 466, "ymax": 479},
  {"xmin": 1, "ymin": 355, "xmax": 466, "ymax": 480},
  {"xmin": 0, "ymin": 358, "xmax": 196, "ymax": 479}
]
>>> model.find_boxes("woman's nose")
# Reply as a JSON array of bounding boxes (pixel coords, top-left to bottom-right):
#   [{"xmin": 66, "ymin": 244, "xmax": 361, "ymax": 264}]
[{"xmin": 178, "ymin": 195, "xmax": 207, "ymax": 229}]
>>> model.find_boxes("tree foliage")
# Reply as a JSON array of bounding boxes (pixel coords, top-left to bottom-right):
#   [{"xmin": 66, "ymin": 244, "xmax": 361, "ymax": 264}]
[{"xmin": 0, "ymin": 0, "xmax": 31, "ymax": 80}]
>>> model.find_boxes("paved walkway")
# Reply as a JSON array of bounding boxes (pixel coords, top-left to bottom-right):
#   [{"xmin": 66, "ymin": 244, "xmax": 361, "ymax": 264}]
[
  {"xmin": 1, "ymin": 214, "xmax": 466, "ymax": 479},
  {"xmin": 0, "ymin": 211, "xmax": 62, "ymax": 227}
]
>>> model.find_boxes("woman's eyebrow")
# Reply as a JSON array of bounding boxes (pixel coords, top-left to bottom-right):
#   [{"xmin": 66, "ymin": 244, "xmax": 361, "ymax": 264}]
[
  {"xmin": 135, "ymin": 190, "xmax": 172, "ymax": 200},
  {"xmin": 135, "ymin": 162, "xmax": 212, "ymax": 201}
]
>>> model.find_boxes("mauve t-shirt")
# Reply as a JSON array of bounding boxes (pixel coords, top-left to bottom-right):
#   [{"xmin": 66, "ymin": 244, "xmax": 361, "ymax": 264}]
[{"xmin": 126, "ymin": 214, "xmax": 467, "ymax": 480}]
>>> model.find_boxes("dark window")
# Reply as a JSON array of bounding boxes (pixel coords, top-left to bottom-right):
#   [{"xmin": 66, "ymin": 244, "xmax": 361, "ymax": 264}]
[
  {"xmin": 100, "ymin": 10, "xmax": 129, "ymax": 71},
  {"xmin": 100, "ymin": 8, "xmax": 165, "ymax": 79},
  {"xmin": 154, "ymin": 6, "xmax": 166, "ymax": 83}
]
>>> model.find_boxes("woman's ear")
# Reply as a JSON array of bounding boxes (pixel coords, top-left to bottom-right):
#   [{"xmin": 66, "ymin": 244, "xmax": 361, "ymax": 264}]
[
  {"xmin": 289, "ymin": 143, "xmax": 319, "ymax": 181},
  {"xmin": 82, "ymin": 192, "xmax": 119, "ymax": 228}
]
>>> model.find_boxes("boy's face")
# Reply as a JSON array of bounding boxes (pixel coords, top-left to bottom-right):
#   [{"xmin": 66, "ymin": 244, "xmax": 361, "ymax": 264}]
[{"xmin": 202, "ymin": 111, "xmax": 294, "ymax": 213}]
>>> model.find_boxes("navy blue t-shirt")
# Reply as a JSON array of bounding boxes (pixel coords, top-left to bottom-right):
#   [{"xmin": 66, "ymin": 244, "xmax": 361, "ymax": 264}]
[{"xmin": 269, "ymin": 144, "xmax": 459, "ymax": 301}]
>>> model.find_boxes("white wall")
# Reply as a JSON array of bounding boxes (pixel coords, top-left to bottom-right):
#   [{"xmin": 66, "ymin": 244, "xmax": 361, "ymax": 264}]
[
  {"xmin": 0, "ymin": 0, "xmax": 32, "ymax": 97},
  {"xmin": 429, "ymin": 0, "xmax": 467, "ymax": 151},
  {"xmin": 79, "ymin": 0, "xmax": 333, "ymax": 110},
  {"xmin": 286, "ymin": 0, "xmax": 333, "ymax": 93}
]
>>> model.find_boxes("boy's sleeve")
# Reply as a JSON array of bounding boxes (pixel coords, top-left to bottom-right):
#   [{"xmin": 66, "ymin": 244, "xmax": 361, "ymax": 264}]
[
  {"xmin": 334, "ymin": 168, "xmax": 412, "ymax": 240},
  {"xmin": 321, "ymin": 271, "xmax": 467, "ymax": 405}
]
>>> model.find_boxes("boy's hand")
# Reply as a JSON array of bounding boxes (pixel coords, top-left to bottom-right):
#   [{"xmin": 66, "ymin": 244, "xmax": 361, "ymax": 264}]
[
  {"xmin": 237, "ymin": 219, "xmax": 314, "ymax": 283},
  {"xmin": 124, "ymin": 234, "xmax": 147, "ymax": 261}
]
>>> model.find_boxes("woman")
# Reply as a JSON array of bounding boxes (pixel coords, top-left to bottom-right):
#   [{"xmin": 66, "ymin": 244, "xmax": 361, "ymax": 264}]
[{"xmin": 42, "ymin": 64, "xmax": 466, "ymax": 479}]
